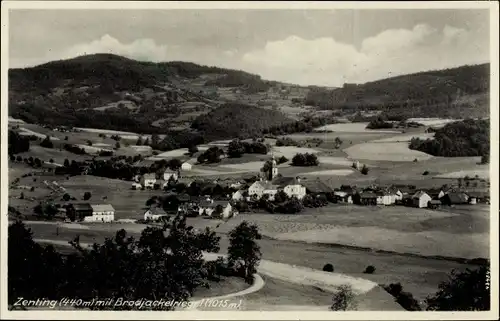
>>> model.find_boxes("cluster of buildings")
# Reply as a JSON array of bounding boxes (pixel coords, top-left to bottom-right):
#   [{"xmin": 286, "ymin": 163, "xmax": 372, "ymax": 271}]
[{"xmin": 131, "ymin": 162, "xmax": 192, "ymax": 190}]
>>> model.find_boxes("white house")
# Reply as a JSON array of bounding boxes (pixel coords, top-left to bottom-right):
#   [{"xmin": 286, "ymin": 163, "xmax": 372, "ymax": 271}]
[
  {"xmin": 140, "ymin": 173, "xmax": 157, "ymax": 189},
  {"xmin": 412, "ymin": 191, "xmax": 432, "ymax": 208},
  {"xmin": 376, "ymin": 192, "xmax": 396, "ymax": 205},
  {"xmin": 274, "ymin": 177, "xmax": 306, "ymax": 200},
  {"xmin": 198, "ymin": 200, "xmax": 233, "ymax": 219},
  {"xmin": 144, "ymin": 206, "xmax": 168, "ymax": 221},
  {"xmin": 181, "ymin": 162, "xmax": 192, "ymax": 171},
  {"xmin": 84, "ymin": 204, "xmax": 115, "ymax": 222},
  {"xmin": 230, "ymin": 182, "xmax": 243, "ymax": 189},
  {"xmin": 163, "ymin": 170, "xmax": 179, "ymax": 182},
  {"xmin": 334, "ymin": 191, "xmax": 353, "ymax": 204}
]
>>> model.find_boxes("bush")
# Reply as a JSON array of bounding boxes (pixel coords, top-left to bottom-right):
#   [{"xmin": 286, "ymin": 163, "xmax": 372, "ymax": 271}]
[
  {"xmin": 291, "ymin": 153, "xmax": 319, "ymax": 166},
  {"xmin": 83, "ymin": 192, "xmax": 92, "ymax": 201},
  {"xmin": 383, "ymin": 283, "xmax": 421, "ymax": 311},
  {"xmin": 323, "ymin": 263, "xmax": 334, "ymax": 272},
  {"xmin": 330, "ymin": 284, "xmax": 357, "ymax": 311},
  {"xmin": 86, "ymin": 140, "xmax": 93, "ymax": 146},
  {"xmin": 364, "ymin": 265, "xmax": 376, "ymax": 274},
  {"xmin": 40, "ymin": 136, "xmax": 54, "ymax": 149},
  {"xmin": 360, "ymin": 165, "xmax": 369, "ymax": 175},
  {"xmin": 62, "ymin": 193, "xmax": 71, "ymax": 202},
  {"xmin": 422, "ymin": 170, "xmax": 429, "ymax": 175}
]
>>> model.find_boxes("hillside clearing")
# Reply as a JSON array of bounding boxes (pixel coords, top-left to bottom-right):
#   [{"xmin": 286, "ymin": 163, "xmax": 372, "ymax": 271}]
[{"xmin": 301, "ymin": 169, "xmax": 354, "ymax": 176}]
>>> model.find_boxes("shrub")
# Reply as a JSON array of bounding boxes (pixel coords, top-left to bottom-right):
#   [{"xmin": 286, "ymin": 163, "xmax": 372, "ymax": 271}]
[
  {"xmin": 62, "ymin": 193, "xmax": 71, "ymax": 202},
  {"xmin": 40, "ymin": 136, "xmax": 54, "ymax": 149},
  {"xmin": 422, "ymin": 171, "xmax": 429, "ymax": 175},
  {"xmin": 383, "ymin": 283, "xmax": 421, "ymax": 311},
  {"xmin": 83, "ymin": 192, "xmax": 92, "ymax": 201},
  {"xmin": 323, "ymin": 263, "xmax": 334, "ymax": 272},
  {"xmin": 86, "ymin": 140, "xmax": 93, "ymax": 146},
  {"xmin": 30, "ymin": 187, "xmax": 35, "ymax": 192},
  {"xmin": 364, "ymin": 265, "xmax": 376, "ymax": 274},
  {"xmin": 330, "ymin": 284, "xmax": 357, "ymax": 311},
  {"xmin": 360, "ymin": 165, "xmax": 369, "ymax": 175}
]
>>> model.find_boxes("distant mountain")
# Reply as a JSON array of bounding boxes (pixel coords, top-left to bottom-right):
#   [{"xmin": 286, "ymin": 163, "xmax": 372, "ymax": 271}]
[
  {"xmin": 8, "ymin": 54, "xmax": 278, "ymax": 134},
  {"xmin": 305, "ymin": 64, "xmax": 490, "ymax": 119}
]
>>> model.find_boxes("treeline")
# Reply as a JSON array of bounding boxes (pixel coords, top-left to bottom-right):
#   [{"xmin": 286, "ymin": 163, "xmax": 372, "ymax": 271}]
[
  {"xmin": 263, "ymin": 115, "xmax": 339, "ymax": 136},
  {"xmin": 409, "ymin": 119, "xmax": 490, "ymax": 157},
  {"xmin": 291, "ymin": 153, "xmax": 320, "ymax": 167}
]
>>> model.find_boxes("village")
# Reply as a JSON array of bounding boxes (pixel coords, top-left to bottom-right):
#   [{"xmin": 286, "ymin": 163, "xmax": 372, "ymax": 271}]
[{"xmin": 12, "ymin": 150, "xmax": 489, "ymax": 226}]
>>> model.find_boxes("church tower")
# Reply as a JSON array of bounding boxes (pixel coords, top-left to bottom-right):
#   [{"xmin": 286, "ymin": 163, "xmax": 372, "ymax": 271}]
[{"xmin": 268, "ymin": 154, "xmax": 278, "ymax": 180}]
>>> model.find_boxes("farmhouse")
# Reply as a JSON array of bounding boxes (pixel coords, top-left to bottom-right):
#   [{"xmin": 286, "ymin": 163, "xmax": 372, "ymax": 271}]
[
  {"xmin": 334, "ymin": 190, "xmax": 353, "ymax": 204},
  {"xmin": 376, "ymin": 191, "xmax": 396, "ymax": 206},
  {"xmin": 181, "ymin": 162, "xmax": 193, "ymax": 171},
  {"xmin": 140, "ymin": 173, "xmax": 156, "ymax": 189},
  {"xmin": 424, "ymin": 188, "xmax": 446, "ymax": 200},
  {"xmin": 198, "ymin": 200, "xmax": 233, "ymax": 218},
  {"xmin": 411, "ymin": 191, "xmax": 432, "ymax": 208},
  {"xmin": 248, "ymin": 180, "xmax": 278, "ymax": 199},
  {"xmin": 75, "ymin": 204, "xmax": 115, "ymax": 222},
  {"xmin": 440, "ymin": 192, "xmax": 469, "ymax": 206},
  {"xmin": 144, "ymin": 206, "xmax": 168, "ymax": 221},
  {"xmin": 273, "ymin": 176, "xmax": 306, "ymax": 200},
  {"xmin": 354, "ymin": 192, "xmax": 378, "ymax": 206},
  {"xmin": 466, "ymin": 191, "xmax": 489, "ymax": 204},
  {"xmin": 66, "ymin": 203, "xmax": 93, "ymax": 221},
  {"xmin": 428, "ymin": 200, "xmax": 442, "ymax": 209},
  {"xmin": 163, "ymin": 170, "xmax": 179, "ymax": 182},
  {"xmin": 131, "ymin": 182, "xmax": 142, "ymax": 190},
  {"xmin": 302, "ymin": 179, "xmax": 334, "ymax": 199}
]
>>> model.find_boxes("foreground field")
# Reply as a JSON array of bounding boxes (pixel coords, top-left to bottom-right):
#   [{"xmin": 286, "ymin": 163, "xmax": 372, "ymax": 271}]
[
  {"xmin": 24, "ymin": 220, "xmax": 481, "ymax": 307},
  {"xmin": 344, "ymin": 142, "xmax": 434, "ymax": 162}
]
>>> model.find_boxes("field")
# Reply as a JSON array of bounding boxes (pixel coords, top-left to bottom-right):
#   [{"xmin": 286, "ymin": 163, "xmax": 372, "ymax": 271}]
[
  {"xmin": 407, "ymin": 118, "xmax": 461, "ymax": 128},
  {"xmin": 313, "ymin": 123, "xmax": 401, "ymax": 134},
  {"xmin": 434, "ymin": 169, "xmax": 490, "ymax": 180},
  {"xmin": 344, "ymin": 142, "xmax": 434, "ymax": 162}
]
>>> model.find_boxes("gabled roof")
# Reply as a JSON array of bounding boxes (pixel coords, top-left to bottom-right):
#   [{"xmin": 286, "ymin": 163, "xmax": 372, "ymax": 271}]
[
  {"xmin": 90, "ymin": 204, "xmax": 115, "ymax": 212},
  {"xmin": 360, "ymin": 192, "xmax": 377, "ymax": 199},
  {"xmin": 146, "ymin": 206, "xmax": 167, "ymax": 216},
  {"xmin": 425, "ymin": 188, "xmax": 443, "ymax": 196},
  {"xmin": 301, "ymin": 179, "xmax": 333, "ymax": 193},
  {"xmin": 69, "ymin": 203, "xmax": 93, "ymax": 211},
  {"xmin": 251, "ymin": 180, "xmax": 279, "ymax": 190},
  {"xmin": 272, "ymin": 176, "xmax": 301, "ymax": 187},
  {"xmin": 444, "ymin": 192, "xmax": 469, "ymax": 204},
  {"xmin": 412, "ymin": 191, "xmax": 430, "ymax": 199},
  {"xmin": 142, "ymin": 173, "xmax": 156, "ymax": 180}
]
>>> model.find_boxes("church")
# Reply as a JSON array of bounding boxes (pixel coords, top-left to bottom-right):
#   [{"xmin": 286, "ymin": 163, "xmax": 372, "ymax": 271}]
[{"xmin": 247, "ymin": 155, "xmax": 306, "ymax": 200}]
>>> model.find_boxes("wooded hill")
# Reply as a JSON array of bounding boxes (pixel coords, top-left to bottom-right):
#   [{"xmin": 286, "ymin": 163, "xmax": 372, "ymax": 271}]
[{"xmin": 305, "ymin": 64, "xmax": 490, "ymax": 120}]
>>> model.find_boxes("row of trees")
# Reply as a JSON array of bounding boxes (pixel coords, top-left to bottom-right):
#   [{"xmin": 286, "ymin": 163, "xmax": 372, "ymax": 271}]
[
  {"xmin": 227, "ymin": 139, "xmax": 269, "ymax": 158},
  {"xmin": 8, "ymin": 130, "xmax": 30, "ymax": 155},
  {"xmin": 9, "ymin": 217, "xmax": 263, "ymax": 309},
  {"xmin": 291, "ymin": 153, "xmax": 320, "ymax": 167}
]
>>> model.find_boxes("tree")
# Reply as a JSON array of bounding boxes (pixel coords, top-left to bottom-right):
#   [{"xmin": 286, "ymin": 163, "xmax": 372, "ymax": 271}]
[
  {"xmin": 83, "ymin": 192, "xmax": 92, "ymax": 201},
  {"xmin": 277, "ymin": 156, "xmax": 288, "ymax": 164},
  {"xmin": 188, "ymin": 145, "xmax": 199, "ymax": 155},
  {"xmin": 228, "ymin": 139, "xmax": 246, "ymax": 158},
  {"xmin": 228, "ymin": 221, "xmax": 262, "ymax": 282},
  {"xmin": 168, "ymin": 159, "xmax": 182, "ymax": 171},
  {"xmin": 64, "ymin": 159, "xmax": 70, "ymax": 167},
  {"xmin": 49, "ymin": 158, "xmax": 54, "ymax": 163},
  {"xmin": 64, "ymin": 136, "xmax": 69, "ymax": 141},
  {"xmin": 291, "ymin": 153, "xmax": 319, "ymax": 166},
  {"xmin": 86, "ymin": 140, "xmax": 93, "ymax": 146},
  {"xmin": 62, "ymin": 193, "xmax": 71, "ymax": 202},
  {"xmin": 323, "ymin": 264, "xmax": 334, "ymax": 272},
  {"xmin": 334, "ymin": 137, "xmax": 343, "ymax": 149},
  {"xmin": 40, "ymin": 136, "xmax": 54, "ymax": 149},
  {"xmin": 481, "ymin": 153, "xmax": 489, "ymax": 164},
  {"xmin": 115, "ymin": 141, "xmax": 121, "ymax": 149},
  {"xmin": 360, "ymin": 165, "xmax": 369, "ymax": 175},
  {"xmin": 330, "ymin": 284, "xmax": 357, "ymax": 311},
  {"xmin": 136, "ymin": 136, "xmax": 143, "ymax": 146},
  {"xmin": 425, "ymin": 265, "xmax": 490, "ymax": 311}
]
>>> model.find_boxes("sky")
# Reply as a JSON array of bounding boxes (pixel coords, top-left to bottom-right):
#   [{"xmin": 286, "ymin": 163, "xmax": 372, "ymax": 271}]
[{"xmin": 8, "ymin": 9, "xmax": 491, "ymax": 87}]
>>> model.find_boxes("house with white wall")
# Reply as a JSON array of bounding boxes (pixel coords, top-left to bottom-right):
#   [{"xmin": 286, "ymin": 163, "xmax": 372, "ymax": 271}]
[
  {"xmin": 84, "ymin": 204, "xmax": 115, "ymax": 222},
  {"xmin": 140, "ymin": 173, "xmax": 156, "ymax": 189},
  {"xmin": 412, "ymin": 191, "xmax": 432, "ymax": 208},
  {"xmin": 181, "ymin": 162, "xmax": 192, "ymax": 171},
  {"xmin": 163, "ymin": 170, "xmax": 179, "ymax": 182}
]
